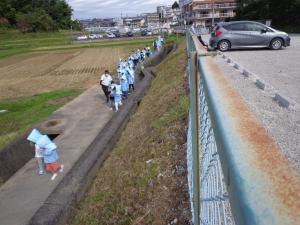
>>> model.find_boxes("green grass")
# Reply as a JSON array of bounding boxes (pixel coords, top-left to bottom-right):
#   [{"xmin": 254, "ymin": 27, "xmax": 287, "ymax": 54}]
[
  {"xmin": 0, "ymin": 29, "xmax": 155, "ymax": 59},
  {"xmin": 34, "ymin": 38, "xmax": 155, "ymax": 52},
  {"xmin": 164, "ymin": 34, "xmax": 184, "ymax": 45},
  {"xmin": 151, "ymin": 95, "xmax": 188, "ymax": 131},
  {"xmin": 0, "ymin": 89, "xmax": 82, "ymax": 149},
  {"xmin": 0, "ymin": 29, "xmax": 72, "ymax": 59}
]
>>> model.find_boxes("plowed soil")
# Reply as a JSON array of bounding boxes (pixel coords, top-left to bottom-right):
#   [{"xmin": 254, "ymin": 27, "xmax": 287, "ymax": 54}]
[{"xmin": 0, "ymin": 47, "xmax": 135, "ymax": 100}]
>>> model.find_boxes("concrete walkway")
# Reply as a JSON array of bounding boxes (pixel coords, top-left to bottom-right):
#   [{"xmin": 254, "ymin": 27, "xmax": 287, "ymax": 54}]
[{"xmin": 0, "ymin": 86, "xmax": 113, "ymax": 225}]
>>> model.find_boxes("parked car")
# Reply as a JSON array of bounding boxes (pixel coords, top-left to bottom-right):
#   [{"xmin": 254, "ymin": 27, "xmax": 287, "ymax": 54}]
[
  {"xmin": 141, "ymin": 29, "xmax": 152, "ymax": 36},
  {"xmin": 76, "ymin": 35, "xmax": 88, "ymax": 41},
  {"xmin": 141, "ymin": 29, "xmax": 147, "ymax": 36},
  {"xmin": 126, "ymin": 31, "xmax": 134, "ymax": 37},
  {"xmin": 88, "ymin": 34, "xmax": 97, "ymax": 39},
  {"xmin": 209, "ymin": 21, "xmax": 291, "ymax": 51},
  {"xmin": 106, "ymin": 32, "xmax": 116, "ymax": 38},
  {"xmin": 113, "ymin": 32, "xmax": 121, "ymax": 38},
  {"xmin": 132, "ymin": 28, "xmax": 141, "ymax": 33},
  {"xmin": 96, "ymin": 34, "xmax": 103, "ymax": 39},
  {"xmin": 146, "ymin": 30, "xmax": 153, "ymax": 36}
]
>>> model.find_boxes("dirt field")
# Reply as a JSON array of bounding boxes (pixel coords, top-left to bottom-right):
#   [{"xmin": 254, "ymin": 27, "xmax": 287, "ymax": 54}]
[{"xmin": 0, "ymin": 47, "xmax": 137, "ymax": 100}]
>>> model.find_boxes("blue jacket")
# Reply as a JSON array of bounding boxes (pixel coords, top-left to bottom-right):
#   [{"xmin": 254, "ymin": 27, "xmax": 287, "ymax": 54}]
[
  {"xmin": 126, "ymin": 70, "xmax": 135, "ymax": 84},
  {"xmin": 121, "ymin": 79, "xmax": 129, "ymax": 92},
  {"xmin": 114, "ymin": 84, "xmax": 122, "ymax": 95},
  {"xmin": 44, "ymin": 148, "xmax": 58, "ymax": 163}
]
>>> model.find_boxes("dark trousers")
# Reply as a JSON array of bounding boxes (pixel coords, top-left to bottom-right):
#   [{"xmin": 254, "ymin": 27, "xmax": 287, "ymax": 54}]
[
  {"xmin": 122, "ymin": 91, "xmax": 128, "ymax": 99},
  {"xmin": 129, "ymin": 84, "xmax": 135, "ymax": 92},
  {"xmin": 101, "ymin": 85, "xmax": 110, "ymax": 102}
]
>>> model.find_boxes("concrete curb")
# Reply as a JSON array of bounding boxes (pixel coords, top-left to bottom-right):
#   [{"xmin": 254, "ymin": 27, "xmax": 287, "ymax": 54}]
[
  {"xmin": 218, "ymin": 53, "xmax": 298, "ymax": 109},
  {"xmin": 242, "ymin": 69, "xmax": 250, "ymax": 77},
  {"xmin": 255, "ymin": 79, "xmax": 266, "ymax": 90},
  {"xmin": 273, "ymin": 94, "xmax": 293, "ymax": 108},
  {"xmin": 26, "ymin": 45, "xmax": 176, "ymax": 225}
]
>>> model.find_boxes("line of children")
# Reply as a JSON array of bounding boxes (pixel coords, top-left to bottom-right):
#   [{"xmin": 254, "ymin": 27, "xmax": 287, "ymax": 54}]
[
  {"xmin": 153, "ymin": 36, "xmax": 164, "ymax": 51},
  {"xmin": 27, "ymin": 129, "xmax": 64, "ymax": 181},
  {"xmin": 100, "ymin": 36, "xmax": 164, "ymax": 112}
]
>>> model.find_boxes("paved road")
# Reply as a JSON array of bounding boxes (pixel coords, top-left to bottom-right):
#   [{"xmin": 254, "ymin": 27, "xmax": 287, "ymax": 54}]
[
  {"xmin": 203, "ymin": 34, "xmax": 300, "ymax": 104},
  {"xmin": 202, "ymin": 34, "xmax": 300, "ymax": 174}
]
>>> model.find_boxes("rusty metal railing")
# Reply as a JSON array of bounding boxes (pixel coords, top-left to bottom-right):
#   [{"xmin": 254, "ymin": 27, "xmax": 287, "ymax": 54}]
[
  {"xmin": 186, "ymin": 31, "xmax": 234, "ymax": 225},
  {"xmin": 186, "ymin": 30, "xmax": 300, "ymax": 225}
]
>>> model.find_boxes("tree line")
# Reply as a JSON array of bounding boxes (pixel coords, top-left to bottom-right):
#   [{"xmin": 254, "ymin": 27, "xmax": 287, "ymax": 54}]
[
  {"xmin": 0, "ymin": 0, "xmax": 81, "ymax": 32},
  {"xmin": 235, "ymin": 0, "xmax": 300, "ymax": 28}
]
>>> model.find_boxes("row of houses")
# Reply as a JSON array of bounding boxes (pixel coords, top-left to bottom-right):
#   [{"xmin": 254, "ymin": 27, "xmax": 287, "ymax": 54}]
[
  {"xmin": 80, "ymin": 0, "xmax": 238, "ymax": 30},
  {"xmin": 145, "ymin": 0, "xmax": 238, "ymax": 28},
  {"xmin": 179, "ymin": 0, "xmax": 237, "ymax": 27}
]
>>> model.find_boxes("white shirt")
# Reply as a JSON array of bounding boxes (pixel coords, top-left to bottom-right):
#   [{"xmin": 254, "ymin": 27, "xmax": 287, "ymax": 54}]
[
  {"xmin": 35, "ymin": 144, "xmax": 44, "ymax": 158},
  {"xmin": 100, "ymin": 74, "xmax": 112, "ymax": 86}
]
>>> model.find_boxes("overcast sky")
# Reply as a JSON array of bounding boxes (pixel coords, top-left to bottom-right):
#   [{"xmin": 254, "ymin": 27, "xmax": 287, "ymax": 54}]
[{"xmin": 66, "ymin": 0, "xmax": 176, "ymax": 19}]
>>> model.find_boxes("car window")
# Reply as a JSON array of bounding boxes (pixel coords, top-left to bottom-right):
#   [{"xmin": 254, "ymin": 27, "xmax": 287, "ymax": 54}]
[
  {"xmin": 244, "ymin": 23, "xmax": 266, "ymax": 32},
  {"xmin": 224, "ymin": 23, "xmax": 246, "ymax": 31}
]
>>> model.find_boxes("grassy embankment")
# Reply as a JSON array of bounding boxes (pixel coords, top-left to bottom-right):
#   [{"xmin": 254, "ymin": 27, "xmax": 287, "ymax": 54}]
[
  {"xmin": 0, "ymin": 29, "xmax": 155, "ymax": 59},
  {"xmin": 69, "ymin": 38, "xmax": 191, "ymax": 225},
  {"xmin": 0, "ymin": 90, "xmax": 82, "ymax": 149}
]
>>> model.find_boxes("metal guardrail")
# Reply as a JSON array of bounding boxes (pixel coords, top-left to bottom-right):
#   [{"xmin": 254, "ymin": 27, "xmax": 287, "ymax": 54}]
[
  {"xmin": 186, "ymin": 31, "xmax": 300, "ymax": 225},
  {"xmin": 186, "ymin": 31, "xmax": 234, "ymax": 225}
]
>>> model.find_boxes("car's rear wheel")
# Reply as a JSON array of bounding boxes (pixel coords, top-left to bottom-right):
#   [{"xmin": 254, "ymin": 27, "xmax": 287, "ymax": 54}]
[
  {"xmin": 270, "ymin": 38, "xmax": 283, "ymax": 50},
  {"xmin": 218, "ymin": 40, "xmax": 230, "ymax": 52}
]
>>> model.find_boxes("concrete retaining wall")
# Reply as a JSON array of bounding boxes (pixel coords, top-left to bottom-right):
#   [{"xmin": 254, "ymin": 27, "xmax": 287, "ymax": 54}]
[{"xmin": 0, "ymin": 134, "xmax": 34, "ymax": 184}]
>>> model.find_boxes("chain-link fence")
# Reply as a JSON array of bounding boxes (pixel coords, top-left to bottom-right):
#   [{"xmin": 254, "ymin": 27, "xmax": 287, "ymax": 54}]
[{"xmin": 186, "ymin": 30, "xmax": 235, "ymax": 225}]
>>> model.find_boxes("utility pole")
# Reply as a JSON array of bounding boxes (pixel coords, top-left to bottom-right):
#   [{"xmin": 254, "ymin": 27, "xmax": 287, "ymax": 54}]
[{"xmin": 212, "ymin": 0, "xmax": 215, "ymax": 28}]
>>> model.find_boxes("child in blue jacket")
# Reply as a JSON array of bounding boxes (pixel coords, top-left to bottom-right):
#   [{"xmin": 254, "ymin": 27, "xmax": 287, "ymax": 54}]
[
  {"xmin": 37, "ymin": 135, "xmax": 64, "ymax": 181},
  {"xmin": 126, "ymin": 68, "xmax": 135, "ymax": 93},
  {"xmin": 120, "ymin": 77, "xmax": 129, "ymax": 99},
  {"xmin": 112, "ymin": 83, "xmax": 122, "ymax": 111}
]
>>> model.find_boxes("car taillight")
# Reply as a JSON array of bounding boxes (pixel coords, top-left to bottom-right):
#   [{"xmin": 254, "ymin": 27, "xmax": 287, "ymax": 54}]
[{"xmin": 215, "ymin": 31, "xmax": 222, "ymax": 37}]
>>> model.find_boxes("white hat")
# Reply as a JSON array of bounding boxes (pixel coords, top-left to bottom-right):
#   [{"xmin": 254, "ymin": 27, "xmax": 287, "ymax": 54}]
[
  {"xmin": 27, "ymin": 129, "xmax": 42, "ymax": 143},
  {"xmin": 36, "ymin": 135, "xmax": 52, "ymax": 148}
]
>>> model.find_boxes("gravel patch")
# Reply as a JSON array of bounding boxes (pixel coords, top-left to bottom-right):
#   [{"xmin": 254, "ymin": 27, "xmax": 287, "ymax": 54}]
[{"xmin": 212, "ymin": 54, "xmax": 300, "ymax": 174}]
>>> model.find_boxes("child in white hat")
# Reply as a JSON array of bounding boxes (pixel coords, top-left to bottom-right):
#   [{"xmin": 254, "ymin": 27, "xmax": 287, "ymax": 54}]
[{"xmin": 27, "ymin": 129, "xmax": 44, "ymax": 175}]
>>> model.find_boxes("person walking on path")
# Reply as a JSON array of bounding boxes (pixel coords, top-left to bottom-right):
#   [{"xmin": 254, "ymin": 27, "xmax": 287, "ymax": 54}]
[
  {"xmin": 37, "ymin": 135, "xmax": 64, "ymax": 181},
  {"xmin": 109, "ymin": 81, "xmax": 116, "ymax": 110},
  {"xmin": 120, "ymin": 77, "xmax": 129, "ymax": 100},
  {"xmin": 27, "ymin": 129, "xmax": 45, "ymax": 175},
  {"xmin": 126, "ymin": 68, "xmax": 135, "ymax": 93},
  {"xmin": 100, "ymin": 70, "xmax": 112, "ymax": 102},
  {"xmin": 112, "ymin": 83, "xmax": 123, "ymax": 112}
]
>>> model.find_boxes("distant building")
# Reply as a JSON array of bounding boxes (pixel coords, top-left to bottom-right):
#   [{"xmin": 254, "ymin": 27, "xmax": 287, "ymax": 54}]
[
  {"xmin": 114, "ymin": 18, "xmax": 124, "ymax": 26},
  {"xmin": 144, "ymin": 13, "xmax": 160, "ymax": 27},
  {"xmin": 179, "ymin": 0, "xmax": 237, "ymax": 27},
  {"xmin": 157, "ymin": 5, "xmax": 181, "ymax": 25},
  {"xmin": 122, "ymin": 17, "xmax": 144, "ymax": 28},
  {"xmin": 79, "ymin": 18, "xmax": 116, "ymax": 28}
]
